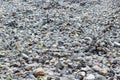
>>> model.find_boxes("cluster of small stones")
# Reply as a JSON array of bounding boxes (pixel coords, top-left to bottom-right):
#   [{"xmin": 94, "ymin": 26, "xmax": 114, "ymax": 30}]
[{"xmin": 0, "ymin": 0, "xmax": 120, "ymax": 80}]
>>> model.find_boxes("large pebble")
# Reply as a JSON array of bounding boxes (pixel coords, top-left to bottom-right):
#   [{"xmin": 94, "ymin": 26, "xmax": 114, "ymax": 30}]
[
  {"xmin": 85, "ymin": 74, "xmax": 95, "ymax": 80},
  {"xmin": 33, "ymin": 68, "xmax": 45, "ymax": 77},
  {"xmin": 95, "ymin": 74, "xmax": 106, "ymax": 80},
  {"xmin": 22, "ymin": 53, "xmax": 29, "ymax": 60},
  {"xmin": 80, "ymin": 71, "xmax": 86, "ymax": 78},
  {"xmin": 114, "ymin": 42, "xmax": 120, "ymax": 47},
  {"xmin": 92, "ymin": 65, "xmax": 108, "ymax": 75}
]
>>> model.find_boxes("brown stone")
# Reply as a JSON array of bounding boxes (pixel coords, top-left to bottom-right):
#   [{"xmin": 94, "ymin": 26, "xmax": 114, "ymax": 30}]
[{"xmin": 33, "ymin": 68, "xmax": 45, "ymax": 77}]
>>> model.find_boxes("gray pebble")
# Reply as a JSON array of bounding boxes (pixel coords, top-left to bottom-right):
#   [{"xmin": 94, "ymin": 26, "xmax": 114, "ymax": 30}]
[
  {"xmin": 114, "ymin": 42, "xmax": 120, "ymax": 47},
  {"xmin": 84, "ymin": 74, "xmax": 95, "ymax": 80}
]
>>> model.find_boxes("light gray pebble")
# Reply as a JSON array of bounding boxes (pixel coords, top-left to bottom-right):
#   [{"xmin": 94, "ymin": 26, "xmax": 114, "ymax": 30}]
[
  {"xmin": 84, "ymin": 74, "xmax": 95, "ymax": 80},
  {"xmin": 114, "ymin": 42, "xmax": 120, "ymax": 47}
]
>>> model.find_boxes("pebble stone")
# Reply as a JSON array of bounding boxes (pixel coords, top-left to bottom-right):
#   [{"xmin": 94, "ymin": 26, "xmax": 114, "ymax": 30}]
[
  {"xmin": 85, "ymin": 74, "xmax": 95, "ymax": 80},
  {"xmin": 0, "ymin": 0, "xmax": 119, "ymax": 80},
  {"xmin": 33, "ymin": 68, "xmax": 45, "ymax": 77}
]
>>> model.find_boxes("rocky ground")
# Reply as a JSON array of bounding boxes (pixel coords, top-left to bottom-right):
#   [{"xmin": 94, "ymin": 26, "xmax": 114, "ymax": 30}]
[{"xmin": 0, "ymin": 0, "xmax": 120, "ymax": 80}]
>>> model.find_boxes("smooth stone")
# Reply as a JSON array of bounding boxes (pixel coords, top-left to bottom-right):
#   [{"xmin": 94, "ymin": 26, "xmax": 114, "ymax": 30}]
[
  {"xmin": 92, "ymin": 65, "xmax": 108, "ymax": 75},
  {"xmin": 99, "ymin": 69, "xmax": 108, "ymax": 75},
  {"xmin": 0, "ymin": 52, "xmax": 5, "ymax": 57},
  {"xmin": 53, "ymin": 52, "xmax": 61, "ymax": 56},
  {"xmin": 11, "ymin": 62, "xmax": 21, "ymax": 67},
  {"xmin": 32, "ymin": 56, "xmax": 40, "ymax": 61},
  {"xmin": 25, "ymin": 64, "xmax": 35, "ymax": 71},
  {"xmin": 22, "ymin": 53, "xmax": 29, "ymax": 59},
  {"xmin": 33, "ymin": 68, "xmax": 45, "ymax": 77},
  {"xmin": 95, "ymin": 74, "xmax": 106, "ymax": 80},
  {"xmin": 117, "ymin": 74, "xmax": 120, "ymax": 80},
  {"xmin": 92, "ymin": 65, "xmax": 101, "ymax": 71},
  {"xmin": 114, "ymin": 42, "xmax": 120, "ymax": 47},
  {"xmin": 80, "ymin": 71, "xmax": 86, "ymax": 76},
  {"xmin": 41, "ymin": 49, "xmax": 49, "ymax": 54},
  {"xmin": 84, "ymin": 74, "xmax": 95, "ymax": 80},
  {"xmin": 50, "ymin": 58, "xmax": 56, "ymax": 64}
]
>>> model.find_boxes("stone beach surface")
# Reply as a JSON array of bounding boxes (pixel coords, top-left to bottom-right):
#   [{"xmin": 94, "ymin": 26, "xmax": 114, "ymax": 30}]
[{"xmin": 0, "ymin": 0, "xmax": 120, "ymax": 80}]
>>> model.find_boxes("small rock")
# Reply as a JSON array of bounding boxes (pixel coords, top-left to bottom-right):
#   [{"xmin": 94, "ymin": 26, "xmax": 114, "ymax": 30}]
[
  {"xmin": 87, "ymin": 61, "xmax": 93, "ymax": 67},
  {"xmin": 81, "ymin": 66, "xmax": 92, "ymax": 72},
  {"xmin": 85, "ymin": 74, "xmax": 95, "ymax": 80},
  {"xmin": 93, "ymin": 65, "xmax": 108, "ymax": 75},
  {"xmin": 85, "ymin": 56, "xmax": 92, "ymax": 61},
  {"xmin": 99, "ymin": 69, "xmax": 108, "ymax": 75},
  {"xmin": 39, "ymin": 58, "xmax": 45, "ymax": 64},
  {"xmin": 33, "ymin": 68, "xmax": 45, "ymax": 77},
  {"xmin": 107, "ymin": 69, "xmax": 115, "ymax": 77},
  {"xmin": 114, "ymin": 42, "xmax": 120, "ymax": 47},
  {"xmin": 0, "ymin": 52, "xmax": 5, "ymax": 57},
  {"xmin": 0, "ymin": 8, "xmax": 2, "ymax": 13},
  {"xmin": 32, "ymin": 56, "xmax": 40, "ymax": 62},
  {"xmin": 11, "ymin": 62, "xmax": 21, "ymax": 67},
  {"xmin": 25, "ymin": 65, "xmax": 32, "ymax": 71},
  {"xmin": 60, "ymin": 77, "xmax": 68, "ymax": 80},
  {"xmin": 117, "ymin": 74, "xmax": 120, "ymax": 80},
  {"xmin": 50, "ymin": 58, "xmax": 56, "ymax": 64},
  {"xmin": 53, "ymin": 52, "xmax": 61, "ymax": 57},
  {"xmin": 55, "ymin": 61, "xmax": 64, "ymax": 70},
  {"xmin": 80, "ymin": 71, "xmax": 86, "ymax": 77},
  {"xmin": 52, "ymin": 44, "xmax": 58, "ymax": 48},
  {"xmin": 84, "ymin": 37, "xmax": 93, "ymax": 45},
  {"xmin": 14, "ymin": 69, "xmax": 20, "ymax": 74},
  {"xmin": 16, "ymin": 71, "xmax": 24, "ymax": 76},
  {"xmin": 22, "ymin": 53, "xmax": 29, "ymax": 60},
  {"xmin": 47, "ymin": 77, "xmax": 52, "ymax": 80},
  {"xmin": 45, "ymin": 60, "xmax": 50, "ymax": 64},
  {"xmin": 99, "ymin": 42, "xmax": 106, "ymax": 47},
  {"xmin": 92, "ymin": 65, "xmax": 101, "ymax": 72},
  {"xmin": 95, "ymin": 74, "xmax": 106, "ymax": 80},
  {"xmin": 42, "ymin": 49, "xmax": 48, "ymax": 54},
  {"xmin": 76, "ymin": 71, "xmax": 86, "ymax": 79},
  {"xmin": 55, "ymin": 77, "xmax": 60, "ymax": 80},
  {"xmin": 58, "ymin": 41, "xmax": 64, "ymax": 46},
  {"xmin": 67, "ymin": 62, "xmax": 73, "ymax": 68}
]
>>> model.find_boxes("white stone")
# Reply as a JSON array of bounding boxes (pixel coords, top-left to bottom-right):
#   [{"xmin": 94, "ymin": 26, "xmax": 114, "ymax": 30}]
[
  {"xmin": 114, "ymin": 42, "xmax": 120, "ymax": 47},
  {"xmin": 86, "ymin": 74, "xmax": 95, "ymax": 80}
]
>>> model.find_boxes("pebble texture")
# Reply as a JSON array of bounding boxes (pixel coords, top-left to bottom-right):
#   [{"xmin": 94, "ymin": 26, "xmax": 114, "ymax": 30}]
[{"xmin": 0, "ymin": 0, "xmax": 120, "ymax": 80}]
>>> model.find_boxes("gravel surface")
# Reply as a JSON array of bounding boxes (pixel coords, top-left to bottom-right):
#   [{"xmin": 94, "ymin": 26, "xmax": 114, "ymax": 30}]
[{"xmin": 0, "ymin": 0, "xmax": 120, "ymax": 80}]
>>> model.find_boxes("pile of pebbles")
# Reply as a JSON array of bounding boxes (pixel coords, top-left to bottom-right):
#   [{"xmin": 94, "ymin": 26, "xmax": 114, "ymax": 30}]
[{"xmin": 0, "ymin": 0, "xmax": 120, "ymax": 80}]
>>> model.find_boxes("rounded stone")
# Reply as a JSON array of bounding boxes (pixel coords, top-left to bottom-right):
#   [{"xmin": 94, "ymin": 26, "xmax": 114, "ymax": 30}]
[
  {"xmin": 85, "ymin": 74, "xmax": 95, "ymax": 80},
  {"xmin": 33, "ymin": 68, "xmax": 45, "ymax": 77}
]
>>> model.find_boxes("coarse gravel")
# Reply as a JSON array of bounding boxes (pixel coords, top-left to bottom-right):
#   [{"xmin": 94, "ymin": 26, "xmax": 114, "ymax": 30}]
[{"xmin": 0, "ymin": 0, "xmax": 120, "ymax": 80}]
